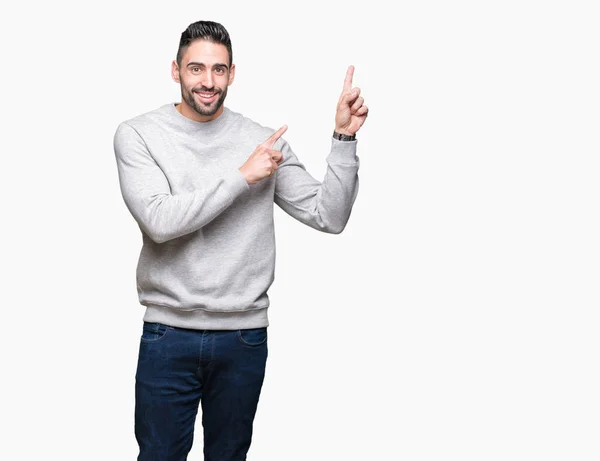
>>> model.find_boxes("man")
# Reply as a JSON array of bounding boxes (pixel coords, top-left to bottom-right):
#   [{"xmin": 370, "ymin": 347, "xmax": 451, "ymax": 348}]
[{"xmin": 113, "ymin": 20, "xmax": 368, "ymax": 461}]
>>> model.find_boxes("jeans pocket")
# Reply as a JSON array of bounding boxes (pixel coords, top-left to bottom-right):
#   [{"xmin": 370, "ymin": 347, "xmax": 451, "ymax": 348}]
[
  {"xmin": 237, "ymin": 327, "xmax": 268, "ymax": 347},
  {"xmin": 140, "ymin": 322, "xmax": 170, "ymax": 343}
]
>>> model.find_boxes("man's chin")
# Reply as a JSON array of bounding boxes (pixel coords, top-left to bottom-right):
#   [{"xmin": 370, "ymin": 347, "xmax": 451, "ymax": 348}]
[
  {"xmin": 188, "ymin": 100, "xmax": 218, "ymax": 116},
  {"xmin": 195, "ymin": 106, "xmax": 220, "ymax": 117},
  {"xmin": 182, "ymin": 91, "xmax": 226, "ymax": 118}
]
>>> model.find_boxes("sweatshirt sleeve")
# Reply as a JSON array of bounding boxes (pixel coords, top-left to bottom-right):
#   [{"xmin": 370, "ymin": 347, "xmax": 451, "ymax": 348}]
[
  {"xmin": 113, "ymin": 122, "xmax": 249, "ymax": 244},
  {"xmin": 273, "ymin": 137, "xmax": 360, "ymax": 234}
]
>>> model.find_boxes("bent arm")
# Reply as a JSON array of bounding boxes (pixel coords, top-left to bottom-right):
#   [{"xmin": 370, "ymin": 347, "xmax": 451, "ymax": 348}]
[
  {"xmin": 113, "ymin": 123, "xmax": 249, "ymax": 244},
  {"xmin": 274, "ymin": 137, "xmax": 360, "ymax": 234}
]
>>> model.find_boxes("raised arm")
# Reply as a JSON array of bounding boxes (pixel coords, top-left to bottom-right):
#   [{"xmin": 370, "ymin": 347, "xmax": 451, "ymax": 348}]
[
  {"xmin": 273, "ymin": 65, "xmax": 368, "ymax": 234},
  {"xmin": 273, "ymin": 137, "xmax": 360, "ymax": 234}
]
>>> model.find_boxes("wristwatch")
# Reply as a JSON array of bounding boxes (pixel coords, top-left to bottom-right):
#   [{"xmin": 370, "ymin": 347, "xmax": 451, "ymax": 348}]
[{"xmin": 333, "ymin": 131, "xmax": 356, "ymax": 141}]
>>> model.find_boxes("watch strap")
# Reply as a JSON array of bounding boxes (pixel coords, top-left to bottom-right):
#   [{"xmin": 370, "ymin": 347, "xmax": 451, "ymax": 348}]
[{"xmin": 333, "ymin": 131, "xmax": 356, "ymax": 141}]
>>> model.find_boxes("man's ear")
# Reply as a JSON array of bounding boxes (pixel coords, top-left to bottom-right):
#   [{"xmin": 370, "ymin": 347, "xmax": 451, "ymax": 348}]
[
  {"xmin": 228, "ymin": 63, "xmax": 236, "ymax": 86},
  {"xmin": 171, "ymin": 60, "xmax": 181, "ymax": 83}
]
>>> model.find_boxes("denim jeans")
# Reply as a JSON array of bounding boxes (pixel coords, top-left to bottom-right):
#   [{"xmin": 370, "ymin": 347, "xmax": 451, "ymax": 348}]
[{"xmin": 135, "ymin": 322, "xmax": 268, "ymax": 461}]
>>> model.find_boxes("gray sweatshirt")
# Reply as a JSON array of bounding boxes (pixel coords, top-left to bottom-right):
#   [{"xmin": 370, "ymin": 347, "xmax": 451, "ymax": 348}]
[{"xmin": 113, "ymin": 103, "xmax": 360, "ymax": 330}]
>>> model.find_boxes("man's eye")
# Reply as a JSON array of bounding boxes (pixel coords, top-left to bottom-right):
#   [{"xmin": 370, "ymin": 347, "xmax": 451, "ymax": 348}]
[
  {"xmin": 191, "ymin": 67, "xmax": 200, "ymax": 73},
  {"xmin": 215, "ymin": 68, "xmax": 225, "ymax": 74}
]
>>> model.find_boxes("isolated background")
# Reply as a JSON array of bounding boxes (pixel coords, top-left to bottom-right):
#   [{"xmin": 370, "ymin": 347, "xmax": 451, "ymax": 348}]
[{"xmin": 2, "ymin": 0, "xmax": 599, "ymax": 459}]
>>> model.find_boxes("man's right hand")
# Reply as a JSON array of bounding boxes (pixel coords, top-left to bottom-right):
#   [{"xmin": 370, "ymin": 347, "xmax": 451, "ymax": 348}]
[{"xmin": 239, "ymin": 125, "xmax": 288, "ymax": 185}]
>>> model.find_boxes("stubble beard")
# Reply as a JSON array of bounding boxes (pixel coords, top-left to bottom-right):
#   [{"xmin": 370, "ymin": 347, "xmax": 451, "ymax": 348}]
[{"xmin": 181, "ymin": 84, "xmax": 228, "ymax": 118}]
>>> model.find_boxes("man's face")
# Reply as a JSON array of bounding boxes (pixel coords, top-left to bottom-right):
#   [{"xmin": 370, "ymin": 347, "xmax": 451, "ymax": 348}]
[{"xmin": 172, "ymin": 40, "xmax": 235, "ymax": 122}]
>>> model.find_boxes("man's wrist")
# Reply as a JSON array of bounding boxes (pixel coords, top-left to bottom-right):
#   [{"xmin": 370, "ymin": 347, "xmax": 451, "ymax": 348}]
[{"xmin": 333, "ymin": 130, "xmax": 356, "ymax": 141}]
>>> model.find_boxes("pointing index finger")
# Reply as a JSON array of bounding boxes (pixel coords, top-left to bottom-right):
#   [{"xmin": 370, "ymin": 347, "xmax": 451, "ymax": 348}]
[
  {"xmin": 263, "ymin": 125, "xmax": 288, "ymax": 148},
  {"xmin": 343, "ymin": 65, "xmax": 355, "ymax": 92}
]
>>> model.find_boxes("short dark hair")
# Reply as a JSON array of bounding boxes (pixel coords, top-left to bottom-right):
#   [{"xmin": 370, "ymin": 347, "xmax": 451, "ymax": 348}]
[{"xmin": 176, "ymin": 20, "xmax": 233, "ymax": 68}]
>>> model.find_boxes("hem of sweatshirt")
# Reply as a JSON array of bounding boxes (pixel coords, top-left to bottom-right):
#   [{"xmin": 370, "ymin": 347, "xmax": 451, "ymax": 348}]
[{"xmin": 143, "ymin": 304, "xmax": 269, "ymax": 330}]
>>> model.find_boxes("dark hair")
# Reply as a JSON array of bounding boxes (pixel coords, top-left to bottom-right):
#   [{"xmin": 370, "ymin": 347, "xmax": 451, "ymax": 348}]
[{"xmin": 176, "ymin": 21, "xmax": 233, "ymax": 67}]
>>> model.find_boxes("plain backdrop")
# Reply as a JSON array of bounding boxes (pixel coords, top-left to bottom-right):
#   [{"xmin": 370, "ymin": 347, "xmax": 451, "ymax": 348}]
[{"xmin": 1, "ymin": 0, "xmax": 599, "ymax": 460}]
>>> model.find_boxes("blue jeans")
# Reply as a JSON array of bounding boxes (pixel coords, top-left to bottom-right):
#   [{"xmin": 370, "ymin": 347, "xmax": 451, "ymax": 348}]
[{"xmin": 135, "ymin": 322, "xmax": 268, "ymax": 461}]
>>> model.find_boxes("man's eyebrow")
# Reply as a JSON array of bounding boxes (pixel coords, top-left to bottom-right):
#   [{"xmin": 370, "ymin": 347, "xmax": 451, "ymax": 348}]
[{"xmin": 186, "ymin": 62, "xmax": 229, "ymax": 69}]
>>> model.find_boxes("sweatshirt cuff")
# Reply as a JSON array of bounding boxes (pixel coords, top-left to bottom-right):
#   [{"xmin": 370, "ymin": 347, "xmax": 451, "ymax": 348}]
[
  {"xmin": 327, "ymin": 138, "xmax": 359, "ymax": 165},
  {"xmin": 224, "ymin": 169, "xmax": 250, "ymax": 200}
]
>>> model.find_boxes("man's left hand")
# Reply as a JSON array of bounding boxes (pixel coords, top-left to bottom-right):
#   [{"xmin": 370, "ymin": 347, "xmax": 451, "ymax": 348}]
[{"xmin": 335, "ymin": 65, "xmax": 369, "ymax": 136}]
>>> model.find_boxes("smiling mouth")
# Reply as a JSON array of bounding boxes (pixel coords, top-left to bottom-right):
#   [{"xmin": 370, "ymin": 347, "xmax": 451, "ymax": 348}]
[{"xmin": 194, "ymin": 91, "xmax": 219, "ymax": 102}]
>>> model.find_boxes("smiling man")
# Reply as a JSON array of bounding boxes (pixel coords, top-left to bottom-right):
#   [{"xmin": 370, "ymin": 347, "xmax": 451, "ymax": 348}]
[
  {"xmin": 175, "ymin": 38, "xmax": 233, "ymax": 119},
  {"xmin": 114, "ymin": 20, "xmax": 368, "ymax": 461}
]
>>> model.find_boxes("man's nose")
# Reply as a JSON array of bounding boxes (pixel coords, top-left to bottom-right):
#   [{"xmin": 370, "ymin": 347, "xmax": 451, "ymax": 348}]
[{"xmin": 201, "ymin": 72, "xmax": 214, "ymax": 89}]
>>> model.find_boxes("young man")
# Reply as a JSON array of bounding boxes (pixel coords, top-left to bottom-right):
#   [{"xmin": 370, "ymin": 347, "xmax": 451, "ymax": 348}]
[{"xmin": 114, "ymin": 20, "xmax": 368, "ymax": 461}]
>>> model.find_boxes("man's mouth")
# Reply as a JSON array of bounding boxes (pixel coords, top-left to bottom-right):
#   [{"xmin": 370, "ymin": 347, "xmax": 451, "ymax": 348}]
[{"xmin": 194, "ymin": 91, "xmax": 219, "ymax": 103}]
